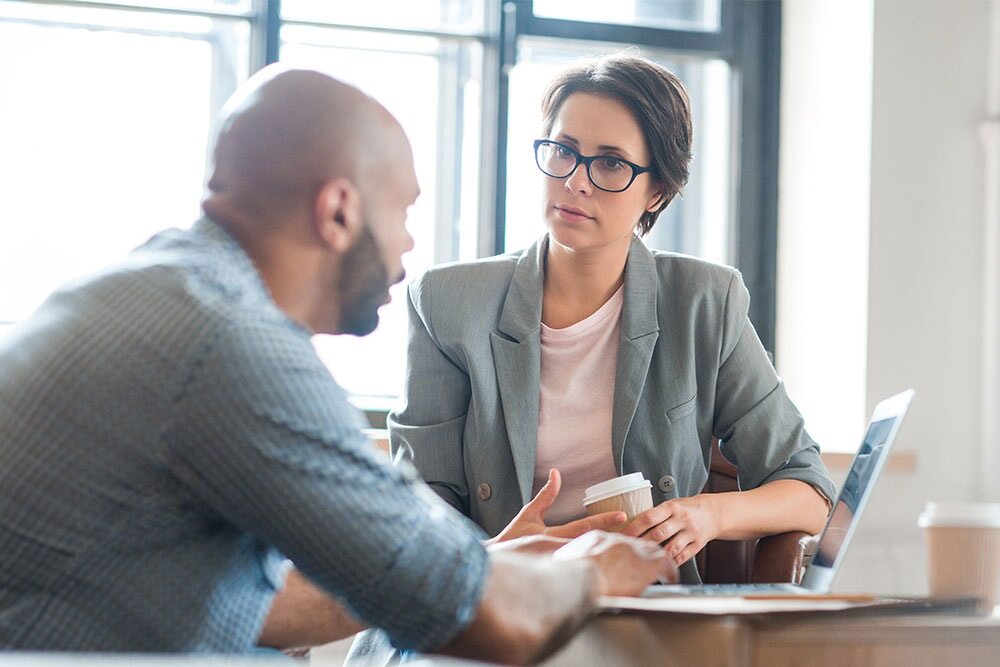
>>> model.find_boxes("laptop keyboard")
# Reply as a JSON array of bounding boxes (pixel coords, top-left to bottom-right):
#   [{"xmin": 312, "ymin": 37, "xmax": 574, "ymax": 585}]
[{"xmin": 643, "ymin": 583, "xmax": 803, "ymax": 597}]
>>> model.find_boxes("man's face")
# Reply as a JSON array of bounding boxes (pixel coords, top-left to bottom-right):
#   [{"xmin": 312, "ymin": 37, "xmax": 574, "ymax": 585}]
[
  {"xmin": 336, "ymin": 145, "xmax": 417, "ymax": 337},
  {"xmin": 336, "ymin": 212, "xmax": 392, "ymax": 336}
]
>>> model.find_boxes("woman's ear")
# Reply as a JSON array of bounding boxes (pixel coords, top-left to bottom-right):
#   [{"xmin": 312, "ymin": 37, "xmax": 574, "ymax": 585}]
[
  {"xmin": 314, "ymin": 178, "xmax": 363, "ymax": 254},
  {"xmin": 646, "ymin": 190, "xmax": 665, "ymax": 213}
]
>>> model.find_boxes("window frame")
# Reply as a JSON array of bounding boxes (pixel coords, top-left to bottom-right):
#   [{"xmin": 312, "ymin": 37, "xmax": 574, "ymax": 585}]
[
  {"xmin": 492, "ymin": 0, "xmax": 781, "ymax": 354},
  {"xmin": 1, "ymin": 0, "xmax": 781, "ymax": 357},
  {"xmin": 260, "ymin": 0, "xmax": 780, "ymax": 351}
]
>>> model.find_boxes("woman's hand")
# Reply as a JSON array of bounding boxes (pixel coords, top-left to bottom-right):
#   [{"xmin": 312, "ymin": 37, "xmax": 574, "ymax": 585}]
[
  {"xmin": 622, "ymin": 494, "xmax": 722, "ymax": 567},
  {"xmin": 488, "ymin": 468, "xmax": 627, "ymax": 545}
]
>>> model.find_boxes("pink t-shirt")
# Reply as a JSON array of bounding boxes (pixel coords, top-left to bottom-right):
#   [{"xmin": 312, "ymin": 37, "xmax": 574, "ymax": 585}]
[{"xmin": 532, "ymin": 285, "xmax": 623, "ymax": 525}]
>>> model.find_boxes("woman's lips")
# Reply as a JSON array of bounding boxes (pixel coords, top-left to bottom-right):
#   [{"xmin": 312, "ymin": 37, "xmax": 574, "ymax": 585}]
[{"xmin": 554, "ymin": 205, "xmax": 594, "ymax": 222}]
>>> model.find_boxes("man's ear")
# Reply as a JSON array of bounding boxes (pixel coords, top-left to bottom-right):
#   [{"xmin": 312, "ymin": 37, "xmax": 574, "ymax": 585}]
[{"xmin": 314, "ymin": 178, "xmax": 363, "ymax": 254}]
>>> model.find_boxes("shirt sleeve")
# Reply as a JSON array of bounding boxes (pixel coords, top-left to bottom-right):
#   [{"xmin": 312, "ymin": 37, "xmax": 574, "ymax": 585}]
[
  {"xmin": 162, "ymin": 315, "xmax": 488, "ymax": 652},
  {"xmin": 711, "ymin": 271, "xmax": 838, "ymax": 506}
]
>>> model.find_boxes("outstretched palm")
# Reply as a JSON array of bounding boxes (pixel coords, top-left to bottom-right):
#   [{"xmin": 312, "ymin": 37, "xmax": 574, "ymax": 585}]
[{"xmin": 490, "ymin": 468, "xmax": 627, "ymax": 544}]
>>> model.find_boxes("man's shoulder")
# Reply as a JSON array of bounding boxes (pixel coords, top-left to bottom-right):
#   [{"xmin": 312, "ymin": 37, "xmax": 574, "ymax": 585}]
[
  {"xmin": 56, "ymin": 228, "xmax": 306, "ymax": 381},
  {"xmin": 106, "ymin": 223, "xmax": 291, "ymax": 333}
]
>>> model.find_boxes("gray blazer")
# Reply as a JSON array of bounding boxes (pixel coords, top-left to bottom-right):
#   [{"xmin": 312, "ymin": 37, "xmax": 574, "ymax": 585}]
[{"xmin": 390, "ymin": 234, "xmax": 835, "ymax": 581}]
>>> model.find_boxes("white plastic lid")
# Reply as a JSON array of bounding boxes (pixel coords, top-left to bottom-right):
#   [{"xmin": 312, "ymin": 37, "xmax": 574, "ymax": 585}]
[
  {"xmin": 917, "ymin": 502, "xmax": 1000, "ymax": 528},
  {"xmin": 583, "ymin": 472, "xmax": 652, "ymax": 505}
]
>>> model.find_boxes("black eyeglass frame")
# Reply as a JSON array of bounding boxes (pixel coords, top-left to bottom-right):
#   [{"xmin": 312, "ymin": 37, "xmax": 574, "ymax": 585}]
[{"xmin": 533, "ymin": 139, "xmax": 654, "ymax": 193}]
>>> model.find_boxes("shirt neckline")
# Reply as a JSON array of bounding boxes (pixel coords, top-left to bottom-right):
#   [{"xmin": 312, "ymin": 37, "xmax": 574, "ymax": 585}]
[{"xmin": 541, "ymin": 284, "xmax": 625, "ymax": 341}]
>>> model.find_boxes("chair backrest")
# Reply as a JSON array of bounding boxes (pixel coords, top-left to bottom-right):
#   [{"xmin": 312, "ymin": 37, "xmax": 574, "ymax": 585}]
[{"xmin": 695, "ymin": 439, "xmax": 811, "ymax": 584}]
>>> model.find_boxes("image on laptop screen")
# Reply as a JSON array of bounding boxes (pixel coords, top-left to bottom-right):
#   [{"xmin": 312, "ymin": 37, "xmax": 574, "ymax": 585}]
[{"xmin": 811, "ymin": 416, "xmax": 897, "ymax": 570}]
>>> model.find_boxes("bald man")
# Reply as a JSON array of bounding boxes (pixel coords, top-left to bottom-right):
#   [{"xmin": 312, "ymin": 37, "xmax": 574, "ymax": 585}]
[{"xmin": 0, "ymin": 66, "xmax": 673, "ymax": 662}]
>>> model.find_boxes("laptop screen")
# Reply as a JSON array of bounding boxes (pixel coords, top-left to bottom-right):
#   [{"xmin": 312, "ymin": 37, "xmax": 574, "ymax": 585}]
[{"xmin": 811, "ymin": 416, "xmax": 897, "ymax": 569}]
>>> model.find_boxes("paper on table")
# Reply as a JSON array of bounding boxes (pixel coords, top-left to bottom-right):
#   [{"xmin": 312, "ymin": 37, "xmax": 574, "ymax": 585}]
[
  {"xmin": 599, "ymin": 595, "xmax": 868, "ymax": 615},
  {"xmin": 599, "ymin": 594, "xmax": 984, "ymax": 617}
]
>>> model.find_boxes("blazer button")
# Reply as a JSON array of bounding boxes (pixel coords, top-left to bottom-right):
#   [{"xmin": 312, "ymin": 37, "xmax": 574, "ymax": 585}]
[
  {"xmin": 657, "ymin": 475, "xmax": 675, "ymax": 493},
  {"xmin": 477, "ymin": 482, "xmax": 492, "ymax": 501}
]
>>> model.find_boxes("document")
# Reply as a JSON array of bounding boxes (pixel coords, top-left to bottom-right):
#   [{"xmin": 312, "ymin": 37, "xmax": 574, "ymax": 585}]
[
  {"xmin": 598, "ymin": 595, "xmax": 979, "ymax": 616},
  {"xmin": 599, "ymin": 595, "xmax": 861, "ymax": 615}
]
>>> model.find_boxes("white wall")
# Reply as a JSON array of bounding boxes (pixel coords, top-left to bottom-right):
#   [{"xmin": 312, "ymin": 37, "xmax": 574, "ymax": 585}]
[
  {"xmin": 980, "ymin": 0, "xmax": 1000, "ymax": 503},
  {"xmin": 780, "ymin": 0, "xmax": 996, "ymax": 595},
  {"xmin": 777, "ymin": 0, "xmax": 873, "ymax": 454}
]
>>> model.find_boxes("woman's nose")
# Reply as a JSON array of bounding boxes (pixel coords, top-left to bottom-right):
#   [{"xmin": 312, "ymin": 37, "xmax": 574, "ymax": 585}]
[{"xmin": 564, "ymin": 162, "xmax": 592, "ymax": 195}]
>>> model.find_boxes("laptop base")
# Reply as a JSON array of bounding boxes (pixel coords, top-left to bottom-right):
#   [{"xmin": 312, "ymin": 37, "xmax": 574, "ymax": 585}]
[{"xmin": 644, "ymin": 583, "xmax": 804, "ymax": 597}]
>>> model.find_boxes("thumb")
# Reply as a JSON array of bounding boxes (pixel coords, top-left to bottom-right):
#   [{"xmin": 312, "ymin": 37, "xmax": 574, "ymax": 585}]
[{"xmin": 525, "ymin": 468, "xmax": 561, "ymax": 518}]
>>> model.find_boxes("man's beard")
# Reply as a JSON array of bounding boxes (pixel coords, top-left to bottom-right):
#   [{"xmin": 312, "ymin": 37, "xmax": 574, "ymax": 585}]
[{"xmin": 337, "ymin": 221, "xmax": 395, "ymax": 337}]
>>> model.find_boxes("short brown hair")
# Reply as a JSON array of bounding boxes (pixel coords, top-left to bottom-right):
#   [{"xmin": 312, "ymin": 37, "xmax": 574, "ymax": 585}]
[{"xmin": 541, "ymin": 55, "xmax": 693, "ymax": 236}]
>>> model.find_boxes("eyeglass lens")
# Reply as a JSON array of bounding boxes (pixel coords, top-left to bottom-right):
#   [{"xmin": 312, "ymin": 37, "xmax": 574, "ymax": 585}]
[{"xmin": 535, "ymin": 141, "xmax": 635, "ymax": 192}]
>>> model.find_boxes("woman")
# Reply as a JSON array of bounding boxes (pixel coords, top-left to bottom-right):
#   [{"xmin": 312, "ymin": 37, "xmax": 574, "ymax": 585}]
[{"xmin": 390, "ymin": 55, "xmax": 835, "ymax": 582}]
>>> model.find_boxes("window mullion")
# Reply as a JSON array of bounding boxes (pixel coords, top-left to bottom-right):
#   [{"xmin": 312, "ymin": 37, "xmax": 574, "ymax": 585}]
[
  {"xmin": 249, "ymin": 0, "xmax": 279, "ymax": 71},
  {"xmin": 490, "ymin": 0, "xmax": 517, "ymax": 255},
  {"xmin": 435, "ymin": 42, "xmax": 461, "ymax": 264}
]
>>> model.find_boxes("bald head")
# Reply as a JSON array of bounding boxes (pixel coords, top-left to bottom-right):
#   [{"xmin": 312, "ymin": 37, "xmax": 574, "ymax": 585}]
[
  {"xmin": 199, "ymin": 66, "xmax": 418, "ymax": 336},
  {"xmin": 205, "ymin": 66, "xmax": 406, "ymax": 220}
]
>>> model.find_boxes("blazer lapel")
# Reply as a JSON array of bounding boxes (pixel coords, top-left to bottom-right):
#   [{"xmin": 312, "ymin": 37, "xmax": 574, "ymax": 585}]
[
  {"xmin": 491, "ymin": 237, "xmax": 546, "ymax": 504},
  {"xmin": 612, "ymin": 237, "xmax": 660, "ymax": 471}
]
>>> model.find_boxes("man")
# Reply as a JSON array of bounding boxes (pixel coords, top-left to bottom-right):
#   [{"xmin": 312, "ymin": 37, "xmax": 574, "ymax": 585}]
[{"xmin": 0, "ymin": 66, "xmax": 674, "ymax": 663}]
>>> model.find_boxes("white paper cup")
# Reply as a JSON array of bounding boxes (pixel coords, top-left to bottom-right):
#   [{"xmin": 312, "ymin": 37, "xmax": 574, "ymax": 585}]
[
  {"xmin": 918, "ymin": 502, "xmax": 1000, "ymax": 613},
  {"xmin": 583, "ymin": 473, "xmax": 654, "ymax": 531}
]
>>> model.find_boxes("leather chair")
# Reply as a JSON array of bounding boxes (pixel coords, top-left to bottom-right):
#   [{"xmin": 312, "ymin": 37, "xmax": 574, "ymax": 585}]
[{"xmin": 694, "ymin": 439, "xmax": 814, "ymax": 584}]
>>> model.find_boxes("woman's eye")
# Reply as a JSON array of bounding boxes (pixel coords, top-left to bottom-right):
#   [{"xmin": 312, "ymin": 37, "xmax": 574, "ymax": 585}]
[
  {"xmin": 555, "ymin": 146, "xmax": 574, "ymax": 158},
  {"xmin": 599, "ymin": 157, "xmax": 625, "ymax": 171}
]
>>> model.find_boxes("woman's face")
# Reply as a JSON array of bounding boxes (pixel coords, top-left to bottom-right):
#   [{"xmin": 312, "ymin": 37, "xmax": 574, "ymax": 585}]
[{"xmin": 541, "ymin": 92, "xmax": 662, "ymax": 252}]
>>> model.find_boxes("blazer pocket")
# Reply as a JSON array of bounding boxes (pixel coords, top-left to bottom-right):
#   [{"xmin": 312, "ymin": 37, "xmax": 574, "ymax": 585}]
[{"xmin": 666, "ymin": 394, "xmax": 698, "ymax": 424}]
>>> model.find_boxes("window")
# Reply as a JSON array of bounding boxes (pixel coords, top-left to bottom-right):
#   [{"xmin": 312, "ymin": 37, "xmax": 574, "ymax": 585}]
[
  {"xmin": 0, "ymin": 0, "xmax": 780, "ymax": 404},
  {"xmin": 277, "ymin": 15, "xmax": 487, "ymax": 400},
  {"xmin": 533, "ymin": 0, "xmax": 721, "ymax": 32},
  {"xmin": 0, "ymin": 0, "xmax": 249, "ymax": 330}
]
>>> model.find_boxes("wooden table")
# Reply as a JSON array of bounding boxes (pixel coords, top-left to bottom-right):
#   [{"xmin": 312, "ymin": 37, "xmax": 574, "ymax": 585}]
[{"xmin": 543, "ymin": 606, "xmax": 1000, "ymax": 667}]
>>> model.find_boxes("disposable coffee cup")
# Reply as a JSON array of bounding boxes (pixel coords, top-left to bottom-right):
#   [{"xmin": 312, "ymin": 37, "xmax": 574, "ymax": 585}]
[
  {"xmin": 918, "ymin": 502, "xmax": 1000, "ymax": 614},
  {"xmin": 583, "ymin": 472, "xmax": 653, "ymax": 532}
]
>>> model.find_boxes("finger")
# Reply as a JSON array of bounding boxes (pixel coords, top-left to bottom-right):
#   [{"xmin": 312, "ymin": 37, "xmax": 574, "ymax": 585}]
[
  {"xmin": 673, "ymin": 541, "xmax": 702, "ymax": 566},
  {"xmin": 631, "ymin": 543, "xmax": 677, "ymax": 587},
  {"xmin": 642, "ymin": 520, "xmax": 682, "ymax": 544},
  {"xmin": 663, "ymin": 531, "xmax": 695, "ymax": 562},
  {"xmin": 524, "ymin": 468, "xmax": 561, "ymax": 517},
  {"xmin": 622, "ymin": 502, "xmax": 673, "ymax": 538},
  {"xmin": 630, "ymin": 538, "xmax": 668, "ymax": 560},
  {"xmin": 552, "ymin": 530, "xmax": 603, "ymax": 561},
  {"xmin": 498, "ymin": 535, "xmax": 572, "ymax": 555},
  {"xmin": 548, "ymin": 511, "xmax": 627, "ymax": 539},
  {"xmin": 655, "ymin": 554, "xmax": 681, "ymax": 584},
  {"xmin": 584, "ymin": 539, "xmax": 664, "ymax": 596}
]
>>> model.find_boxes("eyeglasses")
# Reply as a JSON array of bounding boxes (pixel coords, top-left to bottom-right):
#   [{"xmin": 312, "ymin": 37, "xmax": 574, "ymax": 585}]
[{"xmin": 533, "ymin": 139, "xmax": 652, "ymax": 193}]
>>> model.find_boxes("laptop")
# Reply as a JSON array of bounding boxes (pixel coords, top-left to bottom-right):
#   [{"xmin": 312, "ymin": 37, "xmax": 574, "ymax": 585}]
[{"xmin": 645, "ymin": 388, "xmax": 915, "ymax": 597}]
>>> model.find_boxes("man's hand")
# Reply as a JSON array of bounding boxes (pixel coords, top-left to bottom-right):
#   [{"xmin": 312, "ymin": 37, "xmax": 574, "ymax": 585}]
[
  {"xmin": 487, "ymin": 534, "xmax": 571, "ymax": 556},
  {"xmin": 553, "ymin": 531, "xmax": 678, "ymax": 595},
  {"xmin": 441, "ymin": 530, "xmax": 675, "ymax": 664},
  {"xmin": 489, "ymin": 469, "xmax": 626, "ymax": 544},
  {"xmin": 622, "ymin": 494, "xmax": 722, "ymax": 567}
]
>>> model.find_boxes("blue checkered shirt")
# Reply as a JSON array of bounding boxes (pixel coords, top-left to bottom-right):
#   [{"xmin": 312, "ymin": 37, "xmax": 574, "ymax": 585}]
[{"xmin": 0, "ymin": 218, "xmax": 487, "ymax": 653}]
